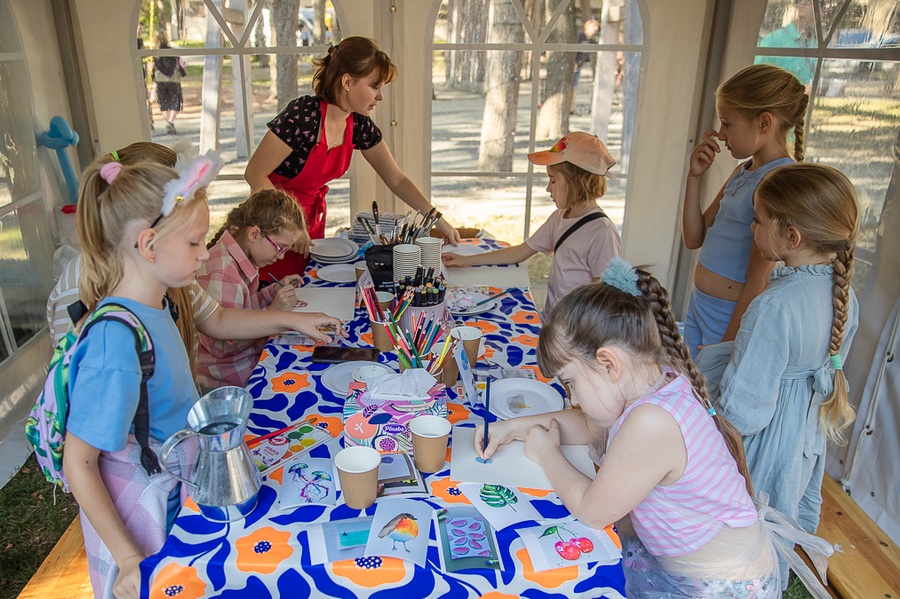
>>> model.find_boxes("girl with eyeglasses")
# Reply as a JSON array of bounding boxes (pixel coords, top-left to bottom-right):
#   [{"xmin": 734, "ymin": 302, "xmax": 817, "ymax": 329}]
[{"xmin": 197, "ymin": 189, "xmax": 334, "ymax": 389}]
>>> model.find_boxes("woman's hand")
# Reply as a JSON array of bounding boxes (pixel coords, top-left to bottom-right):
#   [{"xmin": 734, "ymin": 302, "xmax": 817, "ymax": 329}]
[
  {"xmin": 441, "ymin": 253, "xmax": 473, "ymax": 268},
  {"xmin": 288, "ymin": 312, "xmax": 347, "ymax": 343},
  {"xmin": 113, "ymin": 553, "xmax": 144, "ymax": 599},
  {"xmin": 436, "ymin": 219, "xmax": 462, "ymax": 246},
  {"xmin": 270, "ymin": 283, "xmax": 298, "ymax": 311},
  {"xmin": 524, "ymin": 419, "xmax": 562, "ymax": 466},
  {"xmin": 688, "ymin": 130, "xmax": 721, "ymax": 178}
]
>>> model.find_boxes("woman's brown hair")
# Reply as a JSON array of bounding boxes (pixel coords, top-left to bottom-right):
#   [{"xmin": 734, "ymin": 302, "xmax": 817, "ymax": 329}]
[
  {"xmin": 755, "ymin": 163, "xmax": 859, "ymax": 443},
  {"xmin": 537, "ymin": 271, "xmax": 754, "ymax": 496},
  {"xmin": 717, "ymin": 64, "xmax": 809, "ymax": 161},
  {"xmin": 312, "ymin": 36, "xmax": 397, "ymax": 106}
]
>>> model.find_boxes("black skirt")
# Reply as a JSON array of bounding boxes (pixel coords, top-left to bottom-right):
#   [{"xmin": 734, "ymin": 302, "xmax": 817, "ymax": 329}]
[{"xmin": 156, "ymin": 82, "xmax": 183, "ymax": 111}]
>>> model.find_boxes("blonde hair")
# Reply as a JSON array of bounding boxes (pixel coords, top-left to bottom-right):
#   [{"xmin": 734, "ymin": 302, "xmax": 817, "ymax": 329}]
[
  {"xmin": 755, "ymin": 163, "xmax": 859, "ymax": 443},
  {"xmin": 312, "ymin": 36, "xmax": 397, "ymax": 106},
  {"xmin": 717, "ymin": 64, "xmax": 808, "ymax": 161},
  {"xmin": 208, "ymin": 188, "xmax": 307, "ymax": 250},
  {"xmin": 548, "ymin": 162, "xmax": 607, "ymax": 208},
  {"xmin": 537, "ymin": 272, "xmax": 754, "ymax": 497}
]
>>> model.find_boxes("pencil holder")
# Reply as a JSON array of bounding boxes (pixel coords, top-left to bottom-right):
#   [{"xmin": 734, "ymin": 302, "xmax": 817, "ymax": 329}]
[
  {"xmin": 364, "ymin": 244, "xmax": 395, "ymax": 293},
  {"xmin": 397, "ymin": 300, "xmax": 449, "ymax": 334},
  {"xmin": 370, "ymin": 320, "xmax": 394, "ymax": 352}
]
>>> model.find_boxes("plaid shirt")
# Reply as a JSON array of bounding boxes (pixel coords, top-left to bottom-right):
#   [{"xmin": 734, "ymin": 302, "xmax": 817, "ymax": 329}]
[{"xmin": 196, "ymin": 231, "xmax": 277, "ymax": 388}]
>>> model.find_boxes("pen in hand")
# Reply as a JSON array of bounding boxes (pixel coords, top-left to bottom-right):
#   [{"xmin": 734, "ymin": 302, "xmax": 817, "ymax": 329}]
[{"xmin": 267, "ymin": 273, "xmax": 282, "ymax": 287}]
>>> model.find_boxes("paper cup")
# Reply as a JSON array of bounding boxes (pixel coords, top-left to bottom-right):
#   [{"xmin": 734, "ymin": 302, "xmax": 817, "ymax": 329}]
[
  {"xmin": 376, "ymin": 291, "xmax": 394, "ymax": 312},
  {"xmin": 440, "ymin": 353, "xmax": 459, "ymax": 387},
  {"xmin": 354, "ymin": 261, "xmax": 368, "ymax": 282},
  {"xmin": 335, "ymin": 446, "xmax": 381, "ymax": 510},
  {"xmin": 370, "ymin": 320, "xmax": 393, "ymax": 352},
  {"xmin": 353, "ymin": 365, "xmax": 385, "ymax": 385},
  {"xmin": 451, "ymin": 326, "xmax": 482, "ymax": 368},
  {"xmin": 409, "ymin": 415, "xmax": 451, "ymax": 473}
]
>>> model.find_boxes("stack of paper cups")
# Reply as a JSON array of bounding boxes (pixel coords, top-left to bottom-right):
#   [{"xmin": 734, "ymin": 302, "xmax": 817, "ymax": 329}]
[
  {"xmin": 415, "ymin": 237, "xmax": 443, "ymax": 271},
  {"xmin": 393, "ymin": 243, "xmax": 420, "ymax": 281}
]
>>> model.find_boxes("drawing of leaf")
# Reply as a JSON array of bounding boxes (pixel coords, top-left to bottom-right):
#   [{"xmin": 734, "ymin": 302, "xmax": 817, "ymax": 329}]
[
  {"xmin": 540, "ymin": 526, "xmax": 559, "ymax": 538},
  {"xmin": 479, "ymin": 484, "xmax": 518, "ymax": 512}
]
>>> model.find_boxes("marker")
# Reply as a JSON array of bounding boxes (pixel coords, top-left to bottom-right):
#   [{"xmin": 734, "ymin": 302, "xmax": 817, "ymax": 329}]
[{"xmin": 485, "ymin": 559, "xmax": 500, "ymax": 566}]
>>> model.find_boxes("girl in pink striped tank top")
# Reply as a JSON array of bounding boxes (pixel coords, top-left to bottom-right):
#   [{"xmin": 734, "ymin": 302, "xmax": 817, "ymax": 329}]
[{"xmin": 476, "ymin": 259, "xmax": 833, "ymax": 597}]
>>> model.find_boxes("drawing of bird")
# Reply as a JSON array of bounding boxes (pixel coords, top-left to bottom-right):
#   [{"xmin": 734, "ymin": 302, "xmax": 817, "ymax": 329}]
[{"xmin": 378, "ymin": 513, "xmax": 419, "ymax": 552}]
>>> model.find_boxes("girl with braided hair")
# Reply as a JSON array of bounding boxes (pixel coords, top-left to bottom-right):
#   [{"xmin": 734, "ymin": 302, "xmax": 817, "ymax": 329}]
[
  {"xmin": 710, "ymin": 163, "xmax": 860, "ymax": 537},
  {"xmin": 476, "ymin": 258, "xmax": 797, "ymax": 596},
  {"xmin": 681, "ymin": 64, "xmax": 808, "ymax": 358}
]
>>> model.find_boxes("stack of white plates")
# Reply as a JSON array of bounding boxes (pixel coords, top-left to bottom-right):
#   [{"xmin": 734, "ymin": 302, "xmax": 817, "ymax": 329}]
[
  {"xmin": 415, "ymin": 236, "xmax": 442, "ymax": 271},
  {"xmin": 310, "ymin": 238, "xmax": 360, "ymax": 264},
  {"xmin": 349, "ymin": 212, "xmax": 404, "ymax": 244},
  {"xmin": 393, "ymin": 243, "xmax": 420, "ymax": 280}
]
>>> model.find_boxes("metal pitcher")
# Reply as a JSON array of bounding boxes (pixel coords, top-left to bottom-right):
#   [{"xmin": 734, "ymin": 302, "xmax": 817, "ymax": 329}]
[{"xmin": 160, "ymin": 386, "xmax": 261, "ymax": 522}]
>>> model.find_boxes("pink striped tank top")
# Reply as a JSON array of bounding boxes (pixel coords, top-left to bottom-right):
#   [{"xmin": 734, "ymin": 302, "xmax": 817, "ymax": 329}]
[{"xmin": 607, "ymin": 372, "xmax": 758, "ymax": 556}]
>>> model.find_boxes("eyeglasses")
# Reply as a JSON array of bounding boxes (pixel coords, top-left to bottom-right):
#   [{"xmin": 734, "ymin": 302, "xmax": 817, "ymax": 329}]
[{"xmin": 263, "ymin": 234, "xmax": 290, "ymax": 257}]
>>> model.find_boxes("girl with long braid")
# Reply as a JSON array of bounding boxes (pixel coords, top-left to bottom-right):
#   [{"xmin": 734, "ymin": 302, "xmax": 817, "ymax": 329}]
[
  {"xmin": 712, "ymin": 163, "xmax": 860, "ymax": 537},
  {"xmin": 476, "ymin": 259, "xmax": 794, "ymax": 596}
]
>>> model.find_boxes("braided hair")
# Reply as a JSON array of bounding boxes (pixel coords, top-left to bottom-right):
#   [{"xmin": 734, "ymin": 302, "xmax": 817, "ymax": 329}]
[{"xmin": 208, "ymin": 188, "xmax": 307, "ymax": 251}]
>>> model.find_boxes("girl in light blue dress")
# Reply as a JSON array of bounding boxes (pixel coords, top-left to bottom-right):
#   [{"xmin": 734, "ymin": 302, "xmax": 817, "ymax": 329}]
[{"xmin": 707, "ymin": 163, "xmax": 860, "ymax": 536}]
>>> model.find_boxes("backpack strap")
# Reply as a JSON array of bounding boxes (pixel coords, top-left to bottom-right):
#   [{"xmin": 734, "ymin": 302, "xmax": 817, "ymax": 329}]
[
  {"xmin": 81, "ymin": 304, "xmax": 161, "ymax": 476},
  {"xmin": 554, "ymin": 210, "xmax": 607, "ymax": 253}
]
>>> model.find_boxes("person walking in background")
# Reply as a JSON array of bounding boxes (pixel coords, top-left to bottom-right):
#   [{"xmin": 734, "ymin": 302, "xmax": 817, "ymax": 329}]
[{"xmin": 152, "ymin": 31, "xmax": 187, "ymax": 136}]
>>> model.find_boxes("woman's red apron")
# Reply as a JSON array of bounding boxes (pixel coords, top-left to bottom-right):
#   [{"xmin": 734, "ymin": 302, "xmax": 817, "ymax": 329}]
[{"xmin": 262, "ymin": 100, "xmax": 355, "ymax": 281}]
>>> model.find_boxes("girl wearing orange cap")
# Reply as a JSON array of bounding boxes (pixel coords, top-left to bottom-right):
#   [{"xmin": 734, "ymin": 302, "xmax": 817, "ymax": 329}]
[{"xmin": 444, "ymin": 132, "xmax": 621, "ymax": 321}]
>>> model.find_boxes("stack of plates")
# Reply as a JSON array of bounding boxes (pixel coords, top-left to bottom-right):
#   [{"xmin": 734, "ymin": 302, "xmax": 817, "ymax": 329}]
[
  {"xmin": 415, "ymin": 236, "xmax": 442, "ymax": 271},
  {"xmin": 310, "ymin": 238, "xmax": 360, "ymax": 264},
  {"xmin": 393, "ymin": 243, "xmax": 420, "ymax": 280},
  {"xmin": 350, "ymin": 212, "xmax": 404, "ymax": 244}
]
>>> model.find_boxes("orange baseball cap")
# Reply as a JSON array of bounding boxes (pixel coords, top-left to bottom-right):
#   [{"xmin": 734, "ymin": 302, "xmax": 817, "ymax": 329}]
[{"xmin": 527, "ymin": 132, "xmax": 616, "ymax": 175}]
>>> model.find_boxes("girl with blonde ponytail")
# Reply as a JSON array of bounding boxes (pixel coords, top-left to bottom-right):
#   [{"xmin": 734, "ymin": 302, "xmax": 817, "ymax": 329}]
[{"xmin": 713, "ymin": 163, "xmax": 860, "ymax": 538}]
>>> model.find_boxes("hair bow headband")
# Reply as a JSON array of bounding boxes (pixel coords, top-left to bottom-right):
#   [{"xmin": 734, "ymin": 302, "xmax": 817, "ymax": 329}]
[{"xmin": 154, "ymin": 150, "xmax": 222, "ymax": 226}]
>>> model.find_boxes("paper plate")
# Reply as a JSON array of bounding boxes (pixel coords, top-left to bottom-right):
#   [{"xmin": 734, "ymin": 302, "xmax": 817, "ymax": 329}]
[
  {"xmin": 487, "ymin": 379, "xmax": 564, "ymax": 420},
  {"xmin": 443, "ymin": 244, "xmax": 486, "ymax": 256},
  {"xmin": 448, "ymin": 292, "xmax": 495, "ymax": 315},
  {"xmin": 320, "ymin": 361, "xmax": 393, "ymax": 397},
  {"xmin": 313, "ymin": 254, "xmax": 359, "ymax": 265},
  {"xmin": 316, "ymin": 264, "xmax": 357, "ymax": 284},
  {"xmin": 310, "ymin": 238, "xmax": 360, "ymax": 259}
]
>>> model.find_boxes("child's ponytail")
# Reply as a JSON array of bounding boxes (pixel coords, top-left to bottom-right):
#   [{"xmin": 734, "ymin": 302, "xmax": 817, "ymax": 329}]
[
  {"xmin": 793, "ymin": 90, "xmax": 809, "ymax": 162},
  {"xmin": 634, "ymin": 268, "xmax": 754, "ymax": 497},
  {"xmin": 820, "ymin": 246, "xmax": 856, "ymax": 443}
]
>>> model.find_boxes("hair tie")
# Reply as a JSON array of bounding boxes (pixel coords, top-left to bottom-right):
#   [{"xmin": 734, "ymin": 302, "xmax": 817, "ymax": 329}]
[
  {"xmin": 600, "ymin": 257, "xmax": 641, "ymax": 296},
  {"xmin": 830, "ymin": 354, "xmax": 843, "ymax": 371},
  {"xmin": 707, "ymin": 406, "xmax": 717, "ymax": 417},
  {"xmin": 110, "ymin": 150, "xmax": 120, "ymax": 162},
  {"xmin": 99, "ymin": 161, "xmax": 123, "ymax": 184}
]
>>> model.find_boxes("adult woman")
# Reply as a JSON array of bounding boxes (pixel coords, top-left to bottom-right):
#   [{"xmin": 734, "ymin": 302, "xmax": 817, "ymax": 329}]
[
  {"xmin": 152, "ymin": 31, "xmax": 187, "ymax": 135},
  {"xmin": 244, "ymin": 36, "xmax": 460, "ymax": 278}
]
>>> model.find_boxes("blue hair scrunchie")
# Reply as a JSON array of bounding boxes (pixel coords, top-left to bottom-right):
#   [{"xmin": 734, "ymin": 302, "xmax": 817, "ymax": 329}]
[
  {"xmin": 830, "ymin": 354, "xmax": 843, "ymax": 371},
  {"xmin": 600, "ymin": 257, "xmax": 641, "ymax": 297}
]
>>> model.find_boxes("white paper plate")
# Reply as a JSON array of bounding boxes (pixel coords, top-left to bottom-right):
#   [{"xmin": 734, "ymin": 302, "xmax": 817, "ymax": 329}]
[
  {"xmin": 313, "ymin": 252, "xmax": 360, "ymax": 265},
  {"xmin": 320, "ymin": 361, "xmax": 393, "ymax": 397},
  {"xmin": 443, "ymin": 244, "xmax": 486, "ymax": 256},
  {"xmin": 316, "ymin": 264, "xmax": 357, "ymax": 284},
  {"xmin": 310, "ymin": 238, "xmax": 359, "ymax": 259},
  {"xmin": 488, "ymin": 379, "xmax": 564, "ymax": 420},
  {"xmin": 448, "ymin": 292, "xmax": 495, "ymax": 315}
]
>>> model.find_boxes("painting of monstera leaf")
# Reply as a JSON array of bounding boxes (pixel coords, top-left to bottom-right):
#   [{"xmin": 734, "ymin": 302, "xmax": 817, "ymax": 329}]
[{"xmin": 479, "ymin": 484, "xmax": 518, "ymax": 512}]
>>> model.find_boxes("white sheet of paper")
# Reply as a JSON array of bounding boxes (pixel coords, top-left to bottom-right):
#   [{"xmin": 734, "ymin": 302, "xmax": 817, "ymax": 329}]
[
  {"xmin": 450, "ymin": 426, "xmax": 596, "ymax": 490},
  {"xmin": 444, "ymin": 264, "xmax": 530, "ymax": 288},
  {"xmin": 458, "ymin": 482, "xmax": 542, "ymax": 530},
  {"xmin": 293, "ymin": 287, "xmax": 355, "ymax": 322},
  {"xmin": 365, "ymin": 498, "xmax": 432, "ymax": 567},
  {"xmin": 517, "ymin": 519, "xmax": 621, "ymax": 571}
]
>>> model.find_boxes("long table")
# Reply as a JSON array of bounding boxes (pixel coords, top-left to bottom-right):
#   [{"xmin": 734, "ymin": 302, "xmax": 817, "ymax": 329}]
[{"xmin": 141, "ymin": 239, "xmax": 626, "ymax": 599}]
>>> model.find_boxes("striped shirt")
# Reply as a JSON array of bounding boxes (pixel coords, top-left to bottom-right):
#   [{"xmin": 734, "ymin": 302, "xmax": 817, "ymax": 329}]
[
  {"xmin": 46, "ymin": 254, "xmax": 219, "ymax": 348},
  {"xmin": 196, "ymin": 231, "xmax": 277, "ymax": 389},
  {"xmin": 607, "ymin": 372, "xmax": 758, "ymax": 557}
]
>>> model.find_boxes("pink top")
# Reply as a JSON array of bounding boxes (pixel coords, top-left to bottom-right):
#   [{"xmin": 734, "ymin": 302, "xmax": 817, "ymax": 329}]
[
  {"xmin": 607, "ymin": 372, "xmax": 758, "ymax": 556},
  {"xmin": 196, "ymin": 231, "xmax": 278, "ymax": 388},
  {"xmin": 525, "ymin": 207, "xmax": 620, "ymax": 319}
]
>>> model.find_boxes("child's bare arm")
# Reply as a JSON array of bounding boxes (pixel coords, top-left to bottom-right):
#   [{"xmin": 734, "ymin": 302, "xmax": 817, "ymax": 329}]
[
  {"xmin": 476, "ymin": 408, "xmax": 591, "ymax": 460},
  {"xmin": 442, "ymin": 243, "xmax": 536, "ymax": 268},
  {"xmin": 63, "ymin": 434, "xmax": 144, "ymax": 599}
]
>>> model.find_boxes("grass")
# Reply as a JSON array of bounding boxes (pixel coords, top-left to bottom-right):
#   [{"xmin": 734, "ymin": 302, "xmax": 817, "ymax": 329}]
[{"xmin": 0, "ymin": 454, "xmax": 79, "ymax": 599}]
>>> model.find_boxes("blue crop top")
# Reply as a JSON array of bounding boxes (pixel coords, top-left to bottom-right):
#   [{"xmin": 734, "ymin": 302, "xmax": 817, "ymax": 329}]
[{"xmin": 698, "ymin": 157, "xmax": 794, "ymax": 283}]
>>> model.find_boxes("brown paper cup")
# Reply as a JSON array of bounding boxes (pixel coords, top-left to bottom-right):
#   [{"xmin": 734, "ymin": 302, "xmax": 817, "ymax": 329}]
[
  {"xmin": 376, "ymin": 291, "xmax": 394, "ymax": 312},
  {"xmin": 440, "ymin": 354, "xmax": 459, "ymax": 387},
  {"xmin": 354, "ymin": 261, "xmax": 368, "ymax": 282},
  {"xmin": 370, "ymin": 321, "xmax": 394, "ymax": 352},
  {"xmin": 451, "ymin": 326, "xmax": 482, "ymax": 368},
  {"xmin": 335, "ymin": 446, "xmax": 381, "ymax": 510},
  {"xmin": 409, "ymin": 415, "xmax": 451, "ymax": 473}
]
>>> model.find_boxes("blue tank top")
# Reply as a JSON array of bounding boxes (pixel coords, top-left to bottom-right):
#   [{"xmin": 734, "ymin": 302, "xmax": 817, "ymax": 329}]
[{"xmin": 698, "ymin": 157, "xmax": 794, "ymax": 283}]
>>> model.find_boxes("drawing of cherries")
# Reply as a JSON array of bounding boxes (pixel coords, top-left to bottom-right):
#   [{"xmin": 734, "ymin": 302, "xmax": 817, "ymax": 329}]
[{"xmin": 540, "ymin": 525, "xmax": 594, "ymax": 560}]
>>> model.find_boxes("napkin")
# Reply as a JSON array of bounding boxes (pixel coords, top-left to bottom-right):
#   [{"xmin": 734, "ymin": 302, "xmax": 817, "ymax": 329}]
[{"xmin": 367, "ymin": 370, "xmax": 437, "ymax": 401}]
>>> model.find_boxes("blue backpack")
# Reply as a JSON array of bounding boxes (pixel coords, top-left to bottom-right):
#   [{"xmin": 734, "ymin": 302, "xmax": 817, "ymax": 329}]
[{"xmin": 24, "ymin": 303, "xmax": 161, "ymax": 492}]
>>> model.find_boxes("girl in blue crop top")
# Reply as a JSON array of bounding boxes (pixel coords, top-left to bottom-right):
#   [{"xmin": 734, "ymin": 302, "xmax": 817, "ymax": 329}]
[{"xmin": 681, "ymin": 64, "xmax": 808, "ymax": 358}]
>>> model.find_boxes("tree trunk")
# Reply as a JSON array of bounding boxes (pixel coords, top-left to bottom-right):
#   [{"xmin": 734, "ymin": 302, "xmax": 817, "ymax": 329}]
[
  {"xmin": 313, "ymin": 0, "xmax": 327, "ymax": 45},
  {"xmin": 456, "ymin": 0, "xmax": 488, "ymax": 92},
  {"xmin": 590, "ymin": 0, "xmax": 617, "ymax": 139},
  {"xmin": 536, "ymin": 4, "xmax": 575, "ymax": 140},
  {"xmin": 273, "ymin": 0, "xmax": 299, "ymax": 110},
  {"xmin": 254, "ymin": 5, "xmax": 269, "ymax": 68},
  {"xmin": 522, "ymin": 0, "xmax": 543, "ymax": 81},
  {"xmin": 478, "ymin": 0, "xmax": 524, "ymax": 171}
]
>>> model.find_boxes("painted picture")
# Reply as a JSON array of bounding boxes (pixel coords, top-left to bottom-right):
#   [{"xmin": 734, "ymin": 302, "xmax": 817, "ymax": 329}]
[
  {"xmin": 435, "ymin": 505, "xmax": 501, "ymax": 573},
  {"xmin": 517, "ymin": 519, "xmax": 621, "ymax": 572},
  {"xmin": 458, "ymin": 482, "xmax": 541, "ymax": 530},
  {"xmin": 364, "ymin": 498, "xmax": 432, "ymax": 567},
  {"xmin": 307, "ymin": 517, "xmax": 374, "ymax": 566},
  {"xmin": 278, "ymin": 457, "xmax": 336, "ymax": 509}
]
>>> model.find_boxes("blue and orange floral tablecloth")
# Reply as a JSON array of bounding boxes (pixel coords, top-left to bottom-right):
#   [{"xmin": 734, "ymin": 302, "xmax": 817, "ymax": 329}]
[{"xmin": 141, "ymin": 240, "xmax": 626, "ymax": 599}]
